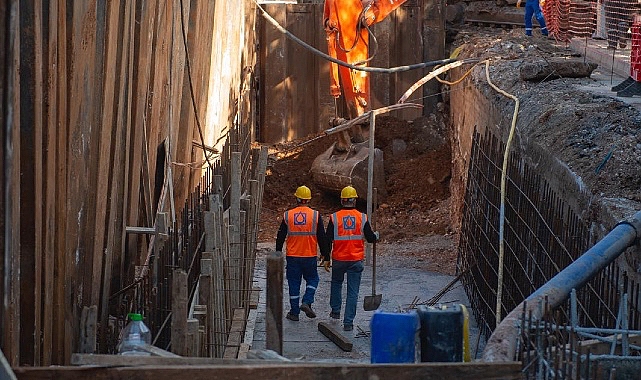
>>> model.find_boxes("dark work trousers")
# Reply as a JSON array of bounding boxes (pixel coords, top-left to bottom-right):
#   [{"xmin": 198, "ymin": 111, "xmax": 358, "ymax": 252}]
[{"xmin": 286, "ymin": 256, "xmax": 319, "ymax": 315}]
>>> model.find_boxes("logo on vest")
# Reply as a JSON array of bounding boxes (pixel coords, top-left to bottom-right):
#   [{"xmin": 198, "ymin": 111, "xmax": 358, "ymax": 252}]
[
  {"xmin": 293, "ymin": 211, "xmax": 307, "ymax": 226},
  {"xmin": 342, "ymin": 215, "xmax": 356, "ymax": 230}
]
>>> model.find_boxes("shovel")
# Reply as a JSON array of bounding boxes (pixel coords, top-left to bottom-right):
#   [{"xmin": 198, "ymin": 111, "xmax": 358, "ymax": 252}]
[
  {"xmin": 363, "ymin": 240, "xmax": 382, "ymax": 311},
  {"xmin": 363, "ymin": 111, "xmax": 382, "ymax": 311}
]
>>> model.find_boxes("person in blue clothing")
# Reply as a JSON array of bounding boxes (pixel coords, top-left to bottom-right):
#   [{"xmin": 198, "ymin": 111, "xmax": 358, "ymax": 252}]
[{"xmin": 517, "ymin": 0, "xmax": 549, "ymax": 37}]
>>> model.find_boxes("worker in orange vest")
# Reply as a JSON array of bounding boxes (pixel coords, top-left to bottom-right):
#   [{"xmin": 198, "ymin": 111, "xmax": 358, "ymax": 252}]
[
  {"xmin": 322, "ymin": 186, "xmax": 379, "ymax": 331},
  {"xmin": 276, "ymin": 185, "xmax": 329, "ymax": 321}
]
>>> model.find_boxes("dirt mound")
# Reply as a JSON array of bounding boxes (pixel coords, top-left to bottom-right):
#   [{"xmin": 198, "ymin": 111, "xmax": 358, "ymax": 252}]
[{"xmin": 258, "ymin": 113, "xmax": 457, "ymax": 274}]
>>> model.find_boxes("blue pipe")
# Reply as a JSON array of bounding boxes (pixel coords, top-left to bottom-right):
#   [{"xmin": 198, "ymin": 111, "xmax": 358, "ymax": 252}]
[{"xmin": 483, "ymin": 211, "xmax": 641, "ymax": 362}]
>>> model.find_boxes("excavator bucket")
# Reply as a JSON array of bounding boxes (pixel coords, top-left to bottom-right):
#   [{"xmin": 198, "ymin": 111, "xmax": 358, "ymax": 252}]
[{"xmin": 310, "ymin": 142, "xmax": 386, "ymax": 202}]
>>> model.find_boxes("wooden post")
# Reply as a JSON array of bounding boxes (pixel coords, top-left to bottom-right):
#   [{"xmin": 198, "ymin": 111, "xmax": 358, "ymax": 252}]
[
  {"xmin": 186, "ymin": 319, "xmax": 200, "ymax": 357},
  {"xmin": 266, "ymin": 251, "xmax": 283, "ymax": 355},
  {"xmin": 199, "ymin": 257, "xmax": 213, "ymax": 357},
  {"xmin": 230, "ymin": 152, "xmax": 242, "ymax": 312},
  {"xmin": 171, "ymin": 269, "xmax": 188, "ymax": 356},
  {"xmin": 79, "ymin": 306, "xmax": 97, "ymax": 354}
]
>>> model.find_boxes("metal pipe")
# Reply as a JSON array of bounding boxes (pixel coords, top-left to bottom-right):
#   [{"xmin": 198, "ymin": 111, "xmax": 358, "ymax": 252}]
[{"xmin": 482, "ymin": 211, "xmax": 641, "ymax": 362}]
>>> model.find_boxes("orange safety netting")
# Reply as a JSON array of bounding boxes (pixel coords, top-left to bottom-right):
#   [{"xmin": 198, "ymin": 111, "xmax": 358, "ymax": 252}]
[
  {"xmin": 542, "ymin": 0, "xmax": 641, "ymax": 81},
  {"xmin": 542, "ymin": 0, "xmax": 640, "ymax": 45}
]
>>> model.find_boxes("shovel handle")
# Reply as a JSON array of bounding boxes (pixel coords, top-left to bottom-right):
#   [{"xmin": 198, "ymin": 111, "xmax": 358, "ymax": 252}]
[{"xmin": 371, "ymin": 240, "xmax": 377, "ymax": 295}]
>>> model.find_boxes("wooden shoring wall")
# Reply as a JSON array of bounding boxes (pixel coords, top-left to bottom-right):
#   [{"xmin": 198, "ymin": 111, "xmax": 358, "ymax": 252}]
[
  {"xmin": 0, "ymin": 0, "xmax": 258, "ymax": 366},
  {"xmin": 258, "ymin": 0, "xmax": 445, "ymax": 144}
]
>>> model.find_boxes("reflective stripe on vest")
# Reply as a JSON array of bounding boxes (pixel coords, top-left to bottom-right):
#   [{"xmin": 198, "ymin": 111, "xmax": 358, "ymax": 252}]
[
  {"xmin": 284, "ymin": 207, "xmax": 318, "ymax": 257},
  {"xmin": 331, "ymin": 209, "xmax": 366, "ymax": 261}
]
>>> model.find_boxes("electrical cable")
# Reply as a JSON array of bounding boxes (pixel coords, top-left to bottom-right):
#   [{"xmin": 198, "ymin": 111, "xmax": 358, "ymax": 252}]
[
  {"xmin": 483, "ymin": 59, "xmax": 520, "ymax": 327},
  {"xmin": 179, "ymin": 0, "xmax": 215, "ymax": 171}
]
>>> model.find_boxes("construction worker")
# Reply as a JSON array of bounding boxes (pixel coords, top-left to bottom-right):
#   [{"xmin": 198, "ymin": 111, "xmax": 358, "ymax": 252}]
[
  {"xmin": 322, "ymin": 185, "xmax": 379, "ymax": 331},
  {"xmin": 276, "ymin": 185, "xmax": 329, "ymax": 321},
  {"xmin": 516, "ymin": 0, "xmax": 549, "ymax": 37}
]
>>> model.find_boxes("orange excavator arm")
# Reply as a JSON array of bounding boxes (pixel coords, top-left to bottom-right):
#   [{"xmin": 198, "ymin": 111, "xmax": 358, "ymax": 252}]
[{"xmin": 323, "ymin": 0, "xmax": 408, "ymax": 120}]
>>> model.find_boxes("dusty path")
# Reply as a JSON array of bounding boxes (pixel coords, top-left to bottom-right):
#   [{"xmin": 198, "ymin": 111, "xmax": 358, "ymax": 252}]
[{"xmin": 247, "ymin": 242, "xmax": 485, "ymax": 362}]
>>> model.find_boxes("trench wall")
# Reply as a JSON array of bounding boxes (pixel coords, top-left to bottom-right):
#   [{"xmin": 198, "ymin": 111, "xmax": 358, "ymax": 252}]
[{"xmin": 449, "ymin": 66, "xmax": 641, "ymax": 338}]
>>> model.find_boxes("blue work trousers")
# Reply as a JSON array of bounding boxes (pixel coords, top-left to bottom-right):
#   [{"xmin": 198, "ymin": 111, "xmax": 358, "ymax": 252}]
[
  {"xmin": 286, "ymin": 256, "xmax": 319, "ymax": 315},
  {"xmin": 525, "ymin": 1, "xmax": 548, "ymax": 36},
  {"xmin": 330, "ymin": 260, "xmax": 364, "ymax": 327}
]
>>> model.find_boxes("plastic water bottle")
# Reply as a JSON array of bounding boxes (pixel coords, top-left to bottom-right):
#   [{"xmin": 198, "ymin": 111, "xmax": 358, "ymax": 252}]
[{"xmin": 117, "ymin": 313, "xmax": 152, "ymax": 356}]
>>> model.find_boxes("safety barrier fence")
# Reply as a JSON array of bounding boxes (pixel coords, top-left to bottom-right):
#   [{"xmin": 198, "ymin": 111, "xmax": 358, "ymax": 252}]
[{"xmin": 544, "ymin": 0, "xmax": 639, "ymax": 47}]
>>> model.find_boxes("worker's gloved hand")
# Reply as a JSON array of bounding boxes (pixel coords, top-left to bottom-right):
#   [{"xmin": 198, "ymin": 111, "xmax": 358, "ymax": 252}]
[
  {"xmin": 516, "ymin": 0, "xmax": 522, "ymax": 7},
  {"xmin": 320, "ymin": 258, "xmax": 331, "ymax": 272},
  {"xmin": 374, "ymin": 231, "xmax": 380, "ymax": 241}
]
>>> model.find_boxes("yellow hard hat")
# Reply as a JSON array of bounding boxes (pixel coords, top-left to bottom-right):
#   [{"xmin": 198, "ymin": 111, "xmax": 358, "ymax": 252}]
[
  {"xmin": 340, "ymin": 186, "xmax": 358, "ymax": 199},
  {"xmin": 294, "ymin": 185, "xmax": 312, "ymax": 200}
]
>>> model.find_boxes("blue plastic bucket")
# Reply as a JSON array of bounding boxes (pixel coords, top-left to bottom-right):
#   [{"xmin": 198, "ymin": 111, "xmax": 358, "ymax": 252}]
[{"xmin": 370, "ymin": 311, "xmax": 419, "ymax": 363}]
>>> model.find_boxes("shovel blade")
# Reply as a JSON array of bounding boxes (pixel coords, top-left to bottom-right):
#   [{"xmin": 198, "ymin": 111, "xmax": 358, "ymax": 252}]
[{"xmin": 363, "ymin": 294, "xmax": 382, "ymax": 311}]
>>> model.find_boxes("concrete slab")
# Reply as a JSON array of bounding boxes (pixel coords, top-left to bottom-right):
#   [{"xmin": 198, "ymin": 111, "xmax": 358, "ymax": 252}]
[{"xmin": 246, "ymin": 244, "xmax": 485, "ymax": 363}]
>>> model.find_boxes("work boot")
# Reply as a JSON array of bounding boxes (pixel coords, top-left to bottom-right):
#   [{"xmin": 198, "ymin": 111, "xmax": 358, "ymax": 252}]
[
  {"xmin": 343, "ymin": 324, "xmax": 353, "ymax": 331},
  {"xmin": 329, "ymin": 311, "xmax": 340, "ymax": 319},
  {"xmin": 612, "ymin": 77, "xmax": 634, "ymax": 92},
  {"xmin": 300, "ymin": 303, "xmax": 316, "ymax": 318},
  {"xmin": 617, "ymin": 81, "xmax": 641, "ymax": 98},
  {"xmin": 286, "ymin": 312, "xmax": 299, "ymax": 321}
]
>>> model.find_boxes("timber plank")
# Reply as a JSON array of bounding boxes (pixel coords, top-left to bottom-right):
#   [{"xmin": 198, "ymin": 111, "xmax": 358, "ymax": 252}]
[
  {"xmin": 318, "ymin": 322, "xmax": 353, "ymax": 352},
  {"xmin": 14, "ymin": 362, "xmax": 523, "ymax": 380},
  {"xmin": 71, "ymin": 353, "xmax": 286, "ymax": 366},
  {"xmin": 19, "ymin": 0, "xmax": 38, "ymax": 366},
  {"xmin": 94, "ymin": 2, "xmax": 123, "ymax": 357},
  {"xmin": 53, "ymin": 0, "xmax": 69, "ymax": 365},
  {"xmin": 33, "ymin": 1, "xmax": 45, "ymax": 366},
  {"xmin": 43, "ymin": 0, "xmax": 60, "ymax": 365},
  {"xmin": 230, "ymin": 152, "xmax": 242, "ymax": 312},
  {"xmin": 172, "ymin": 270, "xmax": 188, "ymax": 356},
  {"xmin": 66, "ymin": 1, "xmax": 95, "ymax": 364}
]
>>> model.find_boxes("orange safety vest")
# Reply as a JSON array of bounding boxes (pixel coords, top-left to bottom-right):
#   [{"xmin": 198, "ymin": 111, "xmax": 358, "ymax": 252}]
[
  {"xmin": 284, "ymin": 206, "xmax": 319, "ymax": 257},
  {"xmin": 330, "ymin": 209, "xmax": 366, "ymax": 261}
]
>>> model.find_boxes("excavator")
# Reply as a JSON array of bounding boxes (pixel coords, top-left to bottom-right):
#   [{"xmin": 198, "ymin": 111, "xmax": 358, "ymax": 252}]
[{"xmin": 310, "ymin": 0, "xmax": 409, "ymax": 201}]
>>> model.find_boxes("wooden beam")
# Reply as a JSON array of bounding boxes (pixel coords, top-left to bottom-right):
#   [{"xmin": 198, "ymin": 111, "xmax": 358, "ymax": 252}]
[
  {"xmin": 79, "ymin": 306, "xmax": 97, "ymax": 354},
  {"xmin": 249, "ymin": 287, "xmax": 260, "ymax": 310},
  {"xmin": 318, "ymin": 322, "xmax": 353, "ymax": 352},
  {"xmin": 125, "ymin": 227, "xmax": 156, "ymax": 234},
  {"xmin": 53, "ymin": 0, "xmax": 69, "ymax": 365},
  {"xmin": 43, "ymin": 0, "xmax": 60, "ymax": 366},
  {"xmin": 186, "ymin": 319, "xmax": 200, "ymax": 357},
  {"xmin": 19, "ymin": 0, "xmax": 38, "ymax": 365},
  {"xmin": 172, "ymin": 270, "xmax": 188, "ymax": 356},
  {"xmin": 223, "ymin": 308, "xmax": 246, "ymax": 359},
  {"xmin": 14, "ymin": 362, "xmax": 523, "ymax": 380},
  {"xmin": 266, "ymin": 251, "xmax": 283, "ymax": 354},
  {"xmin": 71, "ymin": 353, "xmax": 285, "ymax": 366}
]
